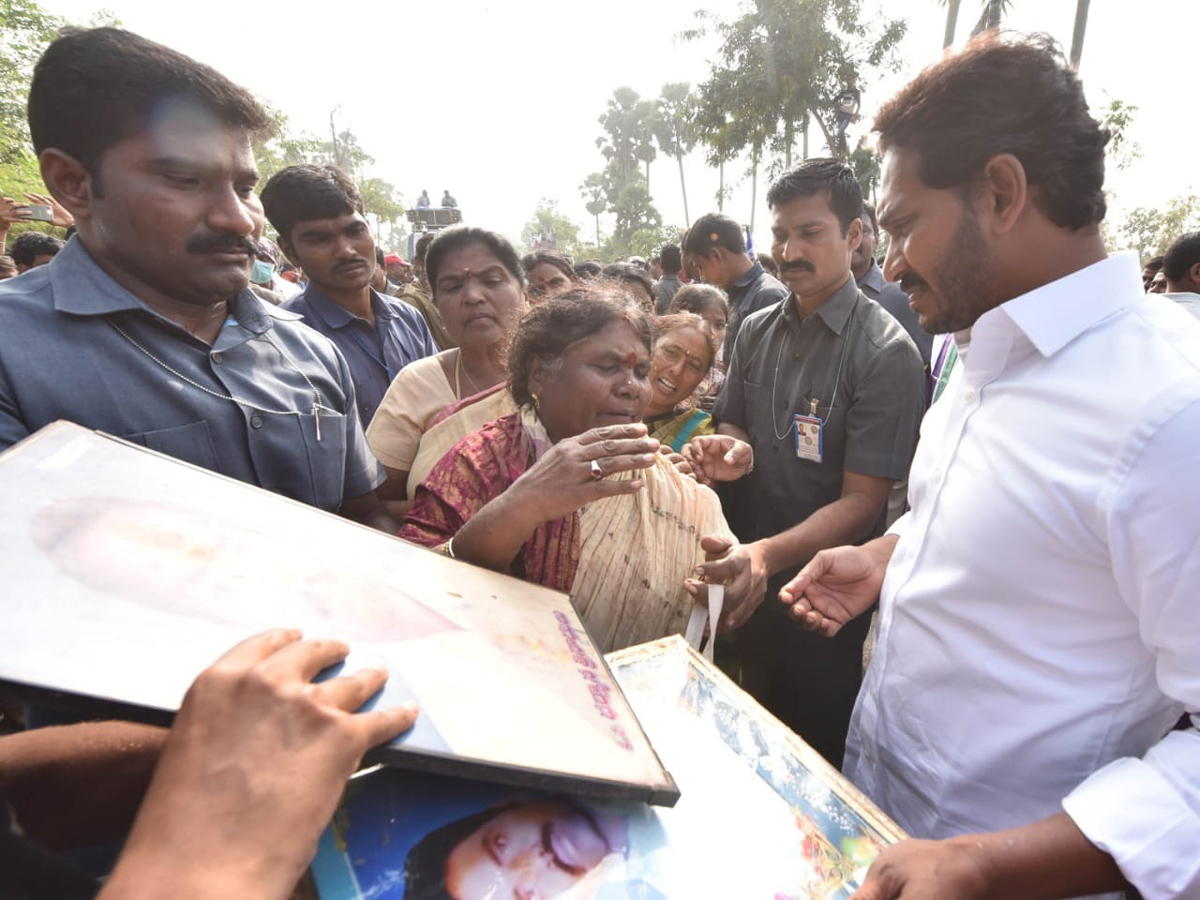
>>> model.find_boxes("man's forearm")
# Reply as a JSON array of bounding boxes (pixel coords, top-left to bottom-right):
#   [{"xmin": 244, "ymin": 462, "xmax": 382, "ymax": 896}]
[
  {"xmin": 959, "ymin": 813, "xmax": 1127, "ymax": 899},
  {"xmin": 1, "ymin": 722, "xmax": 167, "ymax": 850},
  {"xmin": 757, "ymin": 490, "xmax": 883, "ymax": 578}
]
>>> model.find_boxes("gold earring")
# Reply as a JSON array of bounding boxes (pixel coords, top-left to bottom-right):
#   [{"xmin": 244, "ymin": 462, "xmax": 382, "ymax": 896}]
[{"xmin": 531, "ymin": 392, "xmax": 540, "ymax": 410}]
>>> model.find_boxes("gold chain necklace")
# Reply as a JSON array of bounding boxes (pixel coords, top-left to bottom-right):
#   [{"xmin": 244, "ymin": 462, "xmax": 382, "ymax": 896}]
[
  {"xmin": 454, "ymin": 350, "xmax": 484, "ymax": 399},
  {"xmin": 107, "ymin": 318, "xmax": 338, "ymax": 440}
]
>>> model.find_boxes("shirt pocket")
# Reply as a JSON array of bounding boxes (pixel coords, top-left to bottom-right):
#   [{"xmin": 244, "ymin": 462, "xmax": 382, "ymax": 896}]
[
  {"xmin": 122, "ymin": 421, "xmax": 219, "ymax": 473},
  {"xmin": 253, "ymin": 410, "xmax": 347, "ymax": 512}
]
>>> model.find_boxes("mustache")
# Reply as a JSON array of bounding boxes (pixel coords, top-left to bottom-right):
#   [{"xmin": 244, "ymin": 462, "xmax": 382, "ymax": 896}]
[
  {"xmin": 333, "ymin": 258, "xmax": 369, "ymax": 274},
  {"xmin": 899, "ymin": 274, "xmax": 930, "ymax": 293},
  {"xmin": 779, "ymin": 259, "xmax": 815, "ymax": 274},
  {"xmin": 185, "ymin": 233, "xmax": 257, "ymax": 256}
]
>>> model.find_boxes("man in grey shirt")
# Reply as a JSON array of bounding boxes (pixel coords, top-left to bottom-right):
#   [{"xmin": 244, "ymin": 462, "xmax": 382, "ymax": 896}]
[
  {"xmin": 689, "ymin": 160, "xmax": 925, "ymax": 766},
  {"xmin": 854, "ymin": 203, "xmax": 933, "ymax": 367},
  {"xmin": 0, "ymin": 28, "xmax": 395, "ymax": 531},
  {"xmin": 684, "ymin": 212, "xmax": 788, "ymax": 362},
  {"xmin": 653, "ymin": 243, "xmax": 684, "ymax": 314}
]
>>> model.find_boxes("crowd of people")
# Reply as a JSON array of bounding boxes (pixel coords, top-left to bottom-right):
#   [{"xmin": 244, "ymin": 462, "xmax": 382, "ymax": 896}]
[{"xmin": 0, "ymin": 23, "xmax": 1196, "ymax": 900}]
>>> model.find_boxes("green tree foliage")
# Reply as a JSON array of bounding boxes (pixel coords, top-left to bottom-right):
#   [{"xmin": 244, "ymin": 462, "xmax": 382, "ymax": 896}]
[
  {"xmin": 520, "ymin": 199, "xmax": 582, "ymax": 258},
  {"xmin": 1113, "ymin": 197, "xmax": 1200, "ymax": 262},
  {"xmin": 848, "ymin": 139, "xmax": 881, "ymax": 204},
  {"xmin": 580, "ymin": 172, "xmax": 608, "ymax": 248},
  {"xmin": 1, "ymin": 0, "xmax": 64, "ymax": 165},
  {"xmin": 588, "ymin": 87, "xmax": 664, "ymax": 259},
  {"xmin": 653, "ymin": 82, "xmax": 700, "ymax": 227},
  {"xmin": 685, "ymin": 0, "xmax": 906, "ymax": 175},
  {"xmin": 252, "ymin": 105, "xmax": 322, "ymax": 184},
  {"xmin": 253, "ymin": 109, "xmax": 406, "ymax": 247},
  {"xmin": 596, "ymin": 88, "xmax": 663, "ymax": 205},
  {"xmin": 610, "ymin": 183, "xmax": 662, "ymax": 259}
]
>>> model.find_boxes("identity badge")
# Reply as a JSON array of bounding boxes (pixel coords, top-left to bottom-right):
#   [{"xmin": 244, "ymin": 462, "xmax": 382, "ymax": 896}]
[{"xmin": 794, "ymin": 414, "xmax": 823, "ymax": 463}]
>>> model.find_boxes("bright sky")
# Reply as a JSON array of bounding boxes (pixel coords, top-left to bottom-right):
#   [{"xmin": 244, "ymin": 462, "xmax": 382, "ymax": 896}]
[{"xmin": 35, "ymin": 0, "xmax": 1197, "ymax": 254}]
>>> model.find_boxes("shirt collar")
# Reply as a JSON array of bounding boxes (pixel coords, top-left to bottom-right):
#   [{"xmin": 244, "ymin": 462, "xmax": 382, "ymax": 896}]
[
  {"xmin": 732, "ymin": 260, "xmax": 764, "ymax": 288},
  {"xmin": 49, "ymin": 237, "xmax": 289, "ymax": 333},
  {"xmin": 50, "ymin": 237, "xmax": 149, "ymax": 316},
  {"xmin": 994, "ymin": 252, "xmax": 1141, "ymax": 358},
  {"xmin": 783, "ymin": 274, "xmax": 859, "ymax": 335},
  {"xmin": 858, "ymin": 259, "xmax": 885, "ymax": 293},
  {"xmin": 298, "ymin": 283, "xmax": 394, "ymax": 329}
]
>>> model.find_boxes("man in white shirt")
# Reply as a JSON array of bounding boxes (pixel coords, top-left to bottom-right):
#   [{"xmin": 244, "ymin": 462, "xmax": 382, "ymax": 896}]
[
  {"xmin": 1162, "ymin": 231, "xmax": 1200, "ymax": 321},
  {"xmin": 779, "ymin": 34, "xmax": 1200, "ymax": 900}
]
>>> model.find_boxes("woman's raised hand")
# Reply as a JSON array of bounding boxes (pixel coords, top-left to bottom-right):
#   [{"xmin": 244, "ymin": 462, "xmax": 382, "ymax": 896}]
[{"xmin": 512, "ymin": 423, "xmax": 660, "ymax": 522}]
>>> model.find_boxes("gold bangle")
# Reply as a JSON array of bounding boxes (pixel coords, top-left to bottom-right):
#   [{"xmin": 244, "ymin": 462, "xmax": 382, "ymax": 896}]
[{"xmin": 444, "ymin": 536, "xmax": 456, "ymax": 559}]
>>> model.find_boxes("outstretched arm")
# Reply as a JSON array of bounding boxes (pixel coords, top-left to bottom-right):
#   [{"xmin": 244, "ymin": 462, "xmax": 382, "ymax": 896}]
[{"xmin": 97, "ymin": 630, "xmax": 417, "ymax": 900}]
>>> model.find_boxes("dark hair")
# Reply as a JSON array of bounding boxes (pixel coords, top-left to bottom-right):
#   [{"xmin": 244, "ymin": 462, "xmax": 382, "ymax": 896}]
[
  {"xmin": 758, "ymin": 255, "xmax": 779, "ymax": 276},
  {"xmin": 414, "ymin": 232, "xmax": 435, "ymax": 264},
  {"xmin": 574, "ymin": 260, "xmax": 603, "ymax": 280},
  {"xmin": 669, "ymin": 283, "xmax": 729, "ymax": 319},
  {"xmin": 600, "ymin": 263, "xmax": 655, "ymax": 311},
  {"xmin": 260, "ymin": 164, "xmax": 364, "ymax": 244},
  {"xmin": 683, "ymin": 213, "xmax": 745, "ymax": 256},
  {"xmin": 765, "ymin": 158, "xmax": 863, "ymax": 236},
  {"xmin": 375, "ymin": 246, "xmax": 386, "ymax": 267},
  {"xmin": 1143, "ymin": 255, "xmax": 1164, "ymax": 272},
  {"xmin": 660, "ymin": 244, "xmax": 682, "ymax": 274},
  {"xmin": 861, "ymin": 203, "xmax": 878, "ymax": 236},
  {"xmin": 29, "ymin": 28, "xmax": 271, "ymax": 190},
  {"xmin": 424, "ymin": 226, "xmax": 525, "ymax": 296},
  {"xmin": 9, "ymin": 231, "xmax": 65, "ymax": 267},
  {"xmin": 874, "ymin": 33, "xmax": 1109, "ymax": 231},
  {"xmin": 522, "ymin": 251, "xmax": 576, "ymax": 282},
  {"xmin": 403, "ymin": 806, "xmax": 502, "ymax": 899},
  {"xmin": 1163, "ymin": 232, "xmax": 1200, "ymax": 284},
  {"xmin": 509, "ymin": 285, "xmax": 653, "ymax": 406},
  {"xmin": 655, "ymin": 311, "xmax": 717, "ymax": 370}
]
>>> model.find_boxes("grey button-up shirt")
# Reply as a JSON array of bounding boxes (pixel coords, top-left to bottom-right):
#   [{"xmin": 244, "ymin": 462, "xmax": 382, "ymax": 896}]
[
  {"xmin": 857, "ymin": 259, "xmax": 932, "ymax": 366},
  {"xmin": 713, "ymin": 275, "xmax": 925, "ymax": 541},
  {"xmin": 0, "ymin": 238, "xmax": 382, "ymax": 511}
]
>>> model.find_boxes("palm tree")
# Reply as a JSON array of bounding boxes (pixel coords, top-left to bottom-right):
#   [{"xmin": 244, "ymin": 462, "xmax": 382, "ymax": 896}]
[
  {"xmin": 654, "ymin": 83, "xmax": 698, "ymax": 228},
  {"xmin": 971, "ymin": 0, "xmax": 1009, "ymax": 36},
  {"xmin": 938, "ymin": 0, "xmax": 962, "ymax": 49},
  {"xmin": 1069, "ymin": 0, "xmax": 1091, "ymax": 68},
  {"xmin": 939, "ymin": 0, "xmax": 1011, "ymax": 47}
]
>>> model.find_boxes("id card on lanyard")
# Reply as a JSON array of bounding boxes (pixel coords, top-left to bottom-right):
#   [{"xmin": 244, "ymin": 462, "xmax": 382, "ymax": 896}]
[{"xmin": 794, "ymin": 399, "xmax": 823, "ymax": 463}]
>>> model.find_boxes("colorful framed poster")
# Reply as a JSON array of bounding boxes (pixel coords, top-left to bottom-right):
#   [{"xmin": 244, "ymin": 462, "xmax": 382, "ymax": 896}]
[
  {"xmin": 309, "ymin": 636, "xmax": 905, "ymax": 899},
  {"xmin": 0, "ymin": 422, "xmax": 677, "ymax": 804}
]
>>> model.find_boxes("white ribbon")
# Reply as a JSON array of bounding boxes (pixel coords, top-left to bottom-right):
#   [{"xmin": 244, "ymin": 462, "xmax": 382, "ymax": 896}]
[{"xmin": 684, "ymin": 584, "xmax": 725, "ymax": 662}]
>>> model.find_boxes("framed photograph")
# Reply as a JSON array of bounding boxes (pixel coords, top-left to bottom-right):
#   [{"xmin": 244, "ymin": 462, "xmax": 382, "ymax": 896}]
[
  {"xmin": 310, "ymin": 636, "xmax": 905, "ymax": 899},
  {"xmin": 0, "ymin": 422, "xmax": 677, "ymax": 804}
]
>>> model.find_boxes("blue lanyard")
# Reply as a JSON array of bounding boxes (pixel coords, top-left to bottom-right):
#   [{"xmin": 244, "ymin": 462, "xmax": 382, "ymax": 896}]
[{"xmin": 344, "ymin": 320, "xmax": 399, "ymax": 382}]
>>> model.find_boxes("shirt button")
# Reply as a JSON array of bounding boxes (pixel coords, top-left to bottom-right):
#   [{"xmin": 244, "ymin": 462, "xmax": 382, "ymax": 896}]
[
  {"xmin": 964, "ymin": 388, "xmax": 977, "ymax": 403},
  {"xmin": 250, "ymin": 414, "xmax": 264, "ymax": 429},
  {"xmin": 211, "ymin": 352, "xmax": 223, "ymax": 364}
]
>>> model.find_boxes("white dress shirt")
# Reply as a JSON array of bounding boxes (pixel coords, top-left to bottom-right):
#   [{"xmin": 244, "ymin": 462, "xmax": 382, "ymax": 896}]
[{"xmin": 845, "ymin": 253, "xmax": 1200, "ymax": 899}]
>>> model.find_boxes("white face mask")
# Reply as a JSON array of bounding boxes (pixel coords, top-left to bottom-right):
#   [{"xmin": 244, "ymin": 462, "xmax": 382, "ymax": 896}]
[{"xmin": 250, "ymin": 259, "xmax": 275, "ymax": 285}]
